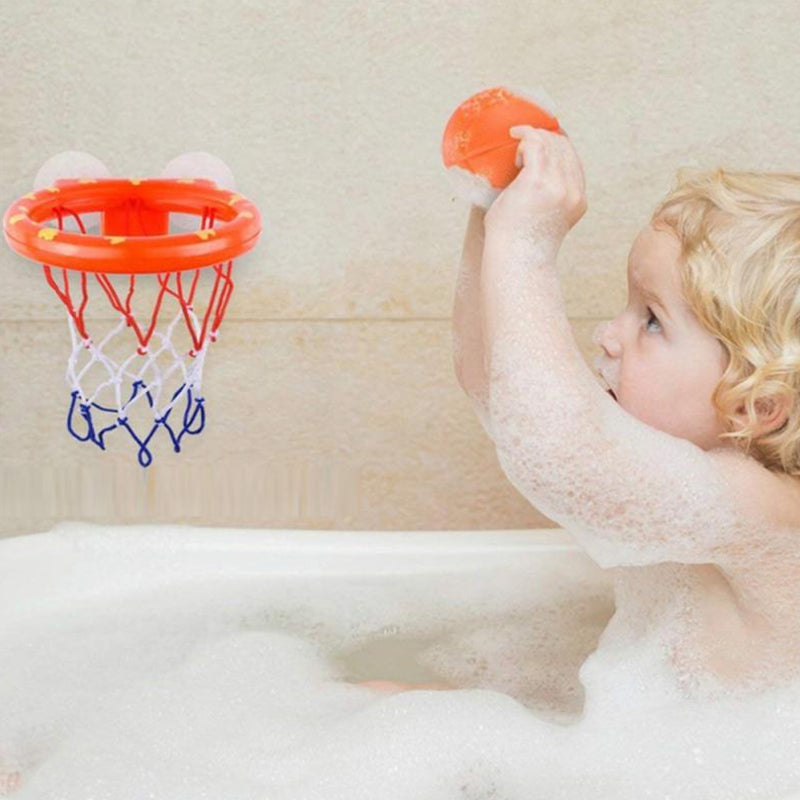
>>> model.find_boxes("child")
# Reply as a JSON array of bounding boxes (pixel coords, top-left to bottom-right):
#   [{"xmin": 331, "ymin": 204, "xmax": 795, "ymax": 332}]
[
  {"xmin": 366, "ymin": 128, "xmax": 800, "ymax": 701},
  {"xmin": 456, "ymin": 126, "xmax": 800, "ymax": 703}
]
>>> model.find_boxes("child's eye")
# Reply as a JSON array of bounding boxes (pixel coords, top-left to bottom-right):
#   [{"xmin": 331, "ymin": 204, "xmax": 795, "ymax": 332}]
[{"xmin": 645, "ymin": 307, "xmax": 661, "ymax": 333}]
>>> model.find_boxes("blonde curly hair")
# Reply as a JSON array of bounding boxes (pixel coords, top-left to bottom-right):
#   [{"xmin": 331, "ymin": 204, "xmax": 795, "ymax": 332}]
[{"xmin": 649, "ymin": 168, "xmax": 800, "ymax": 476}]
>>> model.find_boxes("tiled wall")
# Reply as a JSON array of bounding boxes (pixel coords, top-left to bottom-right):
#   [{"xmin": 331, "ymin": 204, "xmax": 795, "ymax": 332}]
[{"xmin": 2, "ymin": 1, "xmax": 798, "ymax": 536}]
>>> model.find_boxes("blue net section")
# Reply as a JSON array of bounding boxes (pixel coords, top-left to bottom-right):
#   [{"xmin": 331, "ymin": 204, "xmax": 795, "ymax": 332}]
[
  {"xmin": 61, "ymin": 309, "xmax": 217, "ymax": 468},
  {"xmin": 66, "ymin": 382, "xmax": 206, "ymax": 468}
]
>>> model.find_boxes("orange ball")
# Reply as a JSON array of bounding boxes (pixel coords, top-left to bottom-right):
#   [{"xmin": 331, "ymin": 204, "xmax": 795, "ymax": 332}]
[{"xmin": 441, "ymin": 86, "xmax": 565, "ymax": 191}]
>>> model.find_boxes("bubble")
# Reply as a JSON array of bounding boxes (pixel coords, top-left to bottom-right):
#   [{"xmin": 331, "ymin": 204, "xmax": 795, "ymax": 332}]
[
  {"xmin": 446, "ymin": 165, "xmax": 501, "ymax": 210},
  {"xmin": 1, "ymin": 522, "xmax": 800, "ymax": 798}
]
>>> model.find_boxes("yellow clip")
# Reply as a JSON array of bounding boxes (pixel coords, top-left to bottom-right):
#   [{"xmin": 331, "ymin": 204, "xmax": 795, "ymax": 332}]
[
  {"xmin": 239, "ymin": 211, "xmax": 253, "ymax": 219},
  {"xmin": 8, "ymin": 213, "xmax": 26, "ymax": 225},
  {"xmin": 23, "ymin": 192, "xmax": 37, "ymax": 200},
  {"xmin": 106, "ymin": 236, "xmax": 126, "ymax": 245},
  {"xmin": 176, "ymin": 178, "xmax": 194, "ymax": 184},
  {"xmin": 129, "ymin": 178, "xmax": 142, "ymax": 186},
  {"xmin": 38, "ymin": 228, "xmax": 59, "ymax": 240},
  {"xmin": 227, "ymin": 194, "xmax": 243, "ymax": 206},
  {"xmin": 195, "ymin": 229, "xmax": 217, "ymax": 240}
]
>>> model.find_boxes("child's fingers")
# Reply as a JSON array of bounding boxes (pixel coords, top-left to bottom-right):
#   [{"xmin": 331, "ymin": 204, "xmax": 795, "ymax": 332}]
[
  {"xmin": 512, "ymin": 131, "xmax": 548, "ymax": 172},
  {"xmin": 550, "ymin": 131, "xmax": 585, "ymax": 185},
  {"xmin": 510, "ymin": 126, "xmax": 569, "ymax": 173},
  {"xmin": 509, "ymin": 125, "xmax": 541, "ymax": 165},
  {"xmin": 509, "ymin": 124, "xmax": 543, "ymax": 139},
  {"xmin": 512, "ymin": 127, "xmax": 585, "ymax": 192},
  {"xmin": 510, "ymin": 125, "xmax": 534, "ymax": 169}
]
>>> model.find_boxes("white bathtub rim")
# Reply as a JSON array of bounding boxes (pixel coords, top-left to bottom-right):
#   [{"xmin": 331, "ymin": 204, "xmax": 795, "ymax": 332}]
[
  {"xmin": 0, "ymin": 520, "xmax": 586, "ymax": 557},
  {"xmin": 0, "ymin": 521, "xmax": 610, "ymax": 626}
]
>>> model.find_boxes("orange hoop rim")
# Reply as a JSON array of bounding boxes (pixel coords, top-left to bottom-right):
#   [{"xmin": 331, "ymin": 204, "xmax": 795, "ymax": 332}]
[{"xmin": 2, "ymin": 177, "xmax": 262, "ymax": 274}]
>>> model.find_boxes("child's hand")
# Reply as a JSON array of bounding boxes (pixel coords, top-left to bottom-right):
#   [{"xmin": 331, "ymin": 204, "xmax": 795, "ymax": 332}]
[{"xmin": 484, "ymin": 126, "xmax": 587, "ymax": 249}]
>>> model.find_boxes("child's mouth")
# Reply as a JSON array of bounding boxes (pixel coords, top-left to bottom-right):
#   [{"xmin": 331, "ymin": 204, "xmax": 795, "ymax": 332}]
[{"xmin": 595, "ymin": 368, "xmax": 619, "ymax": 402}]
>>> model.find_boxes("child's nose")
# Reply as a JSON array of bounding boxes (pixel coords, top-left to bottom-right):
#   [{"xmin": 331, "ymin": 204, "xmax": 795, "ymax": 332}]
[{"xmin": 592, "ymin": 320, "xmax": 622, "ymax": 358}]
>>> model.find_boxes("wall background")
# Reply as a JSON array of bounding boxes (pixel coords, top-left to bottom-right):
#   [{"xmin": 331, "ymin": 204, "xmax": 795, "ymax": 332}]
[{"xmin": 2, "ymin": 0, "xmax": 798, "ymax": 537}]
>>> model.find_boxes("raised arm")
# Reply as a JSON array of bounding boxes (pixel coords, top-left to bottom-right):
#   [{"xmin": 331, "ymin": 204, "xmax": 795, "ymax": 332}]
[
  {"xmin": 452, "ymin": 205, "xmax": 493, "ymax": 436},
  {"xmin": 479, "ymin": 224, "xmax": 778, "ymax": 569}
]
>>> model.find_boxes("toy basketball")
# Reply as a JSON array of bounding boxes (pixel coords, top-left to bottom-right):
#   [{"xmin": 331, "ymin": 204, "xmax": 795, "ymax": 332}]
[{"xmin": 441, "ymin": 86, "xmax": 566, "ymax": 208}]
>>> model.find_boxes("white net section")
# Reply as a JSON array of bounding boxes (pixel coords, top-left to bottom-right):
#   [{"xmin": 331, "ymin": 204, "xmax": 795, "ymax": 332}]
[
  {"xmin": 44, "ymin": 261, "xmax": 234, "ymax": 467},
  {"xmin": 64, "ymin": 310, "xmax": 213, "ymax": 468}
]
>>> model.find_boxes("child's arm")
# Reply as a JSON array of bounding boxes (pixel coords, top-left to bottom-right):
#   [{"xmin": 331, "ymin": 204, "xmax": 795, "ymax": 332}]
[
  {"xmin": 479, "ymin": 223, "xmax": 778, "ymax": 569},
  {"xmin": 459, "ymin": 125, "xmax": 783, "ymax": 572},
  {"xmin": 452, "ymin": 205, "xmax": 493, "ymax": 437}
]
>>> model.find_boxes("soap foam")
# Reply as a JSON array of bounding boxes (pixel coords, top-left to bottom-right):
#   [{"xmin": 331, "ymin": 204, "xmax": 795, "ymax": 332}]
[
  {"xmin": 446, "ymin": 165, "xmax": 501, "ymax": 210},
  {"xmin": 1, "ymin": 549, "xmax": 800, "ymax": 799}
]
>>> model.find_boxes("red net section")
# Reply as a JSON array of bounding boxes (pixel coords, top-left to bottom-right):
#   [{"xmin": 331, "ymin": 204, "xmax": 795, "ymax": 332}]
[
  {"xmin": 40, "ymin": 203, "xmax": 234, "ymax": 356},
  {"xmin": 42, "ymin": 260, "xmax": 234, "ymax": 356}
]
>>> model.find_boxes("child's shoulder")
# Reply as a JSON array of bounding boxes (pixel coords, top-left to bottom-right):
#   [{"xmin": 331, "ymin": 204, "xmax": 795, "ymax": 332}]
[{"xmin": 710, "ymin": 447, "xmax": 800, "ymax": 531}]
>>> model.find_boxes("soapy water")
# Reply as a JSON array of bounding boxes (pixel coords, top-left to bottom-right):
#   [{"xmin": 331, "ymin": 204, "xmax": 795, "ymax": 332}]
[
  {"xmin": 1, "ymin": 549, "xmax": 800, "ymax": 800},
  {"xmin": 447, "ymin": 165, "xmax": 501, "ymax": 211},
  {"xmin": 0, "ymin": 550, "xmax": 606, "ymax": 800}
]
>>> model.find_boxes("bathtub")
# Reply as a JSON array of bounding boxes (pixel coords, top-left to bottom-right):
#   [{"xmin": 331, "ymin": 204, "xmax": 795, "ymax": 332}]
[
  {"xmin": 0, "ymin": 522, "xmax": 618, "ymax": 797},
  {"xmin": 0, "ymin": 522, "xmax": 613, "ymax": 714}
]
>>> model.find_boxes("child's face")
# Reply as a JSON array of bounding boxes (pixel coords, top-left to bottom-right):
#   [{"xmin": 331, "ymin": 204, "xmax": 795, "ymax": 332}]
[{"xmin": 593, "ymin": 223, "xmax": 731, "ymax": 451}]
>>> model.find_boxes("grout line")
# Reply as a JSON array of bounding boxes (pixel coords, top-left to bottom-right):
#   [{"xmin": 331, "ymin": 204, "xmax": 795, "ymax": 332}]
[{"xmin": 0, "ymin": 316, "xmax": 613, "ymax": 324}]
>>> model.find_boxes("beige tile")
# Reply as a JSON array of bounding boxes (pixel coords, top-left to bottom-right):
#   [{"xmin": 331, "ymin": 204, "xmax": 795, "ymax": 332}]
[
  {"xmin": 0, "ymin": 204, "xmax": 627, "ymax": 323},
  {"xmin": 5, "ymin": 318, "xmax": 602, "ymax": 536},
  {"xmin": 0, "ymin": 183, "xmax": 637, "ymax": 326},
  {"xmin": 5, "ymin": 0, "xmax": 800, "ymax": 330}
]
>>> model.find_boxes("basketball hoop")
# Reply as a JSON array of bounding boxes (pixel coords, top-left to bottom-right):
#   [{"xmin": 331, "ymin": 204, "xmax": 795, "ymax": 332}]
[{"xmin": 3, "ymin": 175, "xmax": 262, "ymax": 466}]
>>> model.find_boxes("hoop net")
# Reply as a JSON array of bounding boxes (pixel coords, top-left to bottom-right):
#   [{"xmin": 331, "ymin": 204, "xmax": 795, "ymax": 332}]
[
  {"xmin": 3, "ymin": 176, "xmax": 260, "ymax": 466},
  {"xmin": 41, "ymin": 204, "xmax": 233, "ymax": 467}
]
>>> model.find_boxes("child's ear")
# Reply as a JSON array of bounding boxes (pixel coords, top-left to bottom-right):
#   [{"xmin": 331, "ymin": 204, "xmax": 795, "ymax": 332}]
[{"xmin": 734, "ymin": 394, "xmax": 791, "ymax": 436}]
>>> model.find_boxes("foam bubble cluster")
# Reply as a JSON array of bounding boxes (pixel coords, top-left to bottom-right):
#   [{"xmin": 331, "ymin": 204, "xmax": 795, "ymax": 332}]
[
  {"xmin": 1, "ymin": 523, "xmax": 799, "ymax": 798},
  {"xmin": 446, "ymin": 165, "xmax": 502, "ymax": 210}
]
